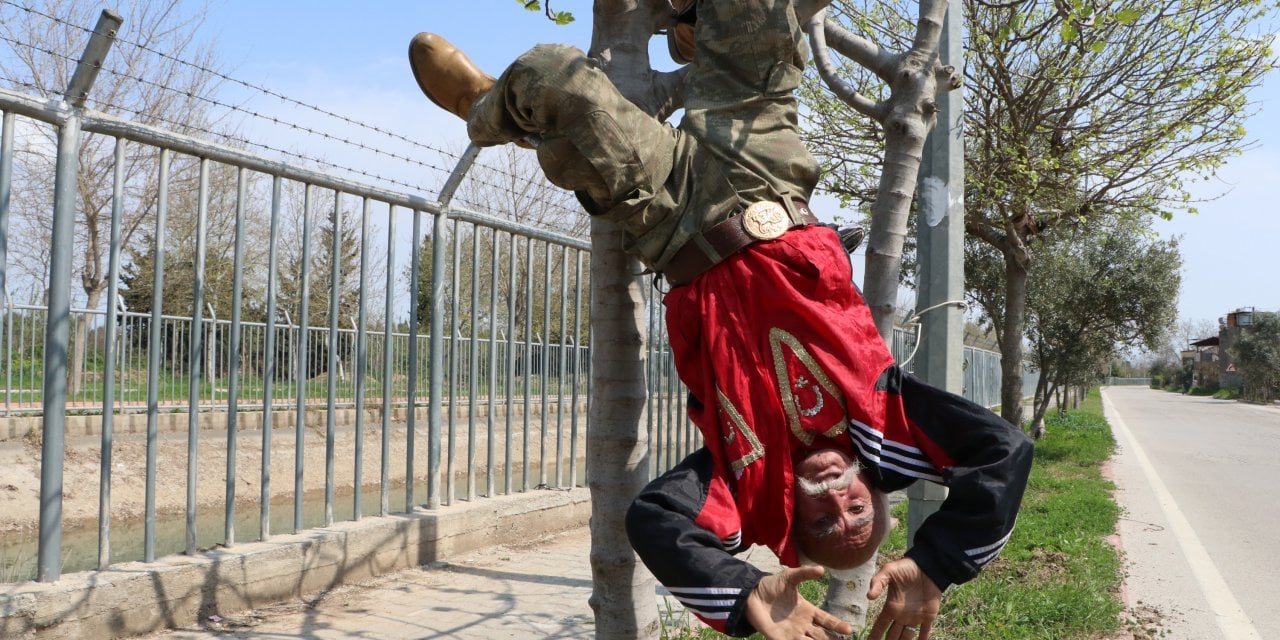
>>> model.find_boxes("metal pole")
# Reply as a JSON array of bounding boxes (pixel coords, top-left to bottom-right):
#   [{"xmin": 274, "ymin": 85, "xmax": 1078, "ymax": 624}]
[
  {"xmin": 260, "ymin": 176, "xmax": 283, "ymax": 540},
  {"xmin": 505, "ymin": 233, "xmax": 516, "ymax": 495},
  {"xmin": 144, "ymin": 150, "xmax": 170, "ymax": 561},
  {"xmin": 381, "ymin": 207, "xmax": 396, "ymax": 516},
  {"xmin": 486, "ymin": 228, "xmax": 499, "ymax": 498},
  {"xmin": 654, "ymin": 303, "xmax": 666, "ymax": 473},
  {"xmin": 569, "ymin": 250, "xmax": 583, "ymax": 487},
  {"xmin": 556, "ymin": 246, "xmax": 568, "ymax": 487},
  {"xmin": 0, "ymin": 139, "xmax": 11, "ymax": 417},
  {"xmin": 185, "ymin": 159, "xmax": 210, "ymax": 556},
  {"xmin": 97, "ymin": 138, "xmax": 125, "ymax": 569},
  {"xmin": 406, "ymin": 207, "xmax": 423, "ymax": 512},
  {"xmin": 38, "ymin": 10, "xmax": 122, "ymax": 581},
  {"xmin": 226, "ymin": 167, "xmax": 247, "ymax": 545},
  {"xmin": 325, "ymin": 193, "xmax": 342, "ymax": 526},
  {"xmin": 468, "ymin": 227, "xmax": 480, "ymax": 501},
  {"xmin": 437, "ymin": 145, "xmax": 479, "ymax": 209},
  {"xmin": 523, "ymin": 239, "xmax": 533, "ymax": 492},
  {"xmin": 908, "ymin": 1, "xmax": 964, "ymax": 544},
  {"xmin": 37, "ymin": 61, "xmax": 79, "ymax": 586},
  {"xmin": 294, "ymin": 186, "xmax": 314, "ymax": 532},
  {"xmin": 447, "ymin": 220, "xmax": 460, "ymax": 505},
  {"xmin": 353, "ymin": 197, "xmax": 371, "ymax": 521},
  {"xmin": 540, "ymin": 242, "xmax": 551, "ymax": 487},
  {"xmin": 427, "ymin": 207, "xmax": 446, "ymax": 509},
  {"xmin": 0, "ymin": 113, "xmax": 14, "ymax": 401}
]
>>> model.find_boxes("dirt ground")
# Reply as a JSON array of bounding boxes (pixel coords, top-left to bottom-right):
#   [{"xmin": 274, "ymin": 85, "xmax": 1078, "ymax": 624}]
[{"xmin": 0, "ymin": 411, "xmax": 587, "ymax": 535}]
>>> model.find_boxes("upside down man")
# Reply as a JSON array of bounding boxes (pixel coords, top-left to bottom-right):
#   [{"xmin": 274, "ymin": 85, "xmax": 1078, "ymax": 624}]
[{"xmin": 408, "ymin": 1, "xmax": 1033, "ymax": 638}]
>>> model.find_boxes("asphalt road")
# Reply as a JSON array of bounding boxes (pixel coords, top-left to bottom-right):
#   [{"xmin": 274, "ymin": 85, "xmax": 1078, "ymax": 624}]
[{"xmin": 1103, "ymin": 387, "xmax": 1280, "ymax": 640}]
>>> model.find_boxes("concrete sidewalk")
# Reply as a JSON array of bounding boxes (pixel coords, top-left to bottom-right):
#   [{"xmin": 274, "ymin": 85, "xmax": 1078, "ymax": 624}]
[{"xmin": 138, "ymin": 527, "xmax": 783, "ymax": 640}]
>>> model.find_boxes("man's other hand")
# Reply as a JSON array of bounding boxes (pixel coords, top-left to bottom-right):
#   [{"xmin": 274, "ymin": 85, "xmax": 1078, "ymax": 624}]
[
  {"xmin": 746, "ymin": 566, "xmax": 855, "ymax": 640},
  {"xmin": 865, "ymin": 557, "xmax": 942, "ymax": 640}
]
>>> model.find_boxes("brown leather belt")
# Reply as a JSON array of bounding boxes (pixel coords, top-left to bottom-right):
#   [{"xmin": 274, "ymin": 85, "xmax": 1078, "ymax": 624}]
[{"xmin": 662, "ymin": 200, "xmax": 819, "ymax": 287}]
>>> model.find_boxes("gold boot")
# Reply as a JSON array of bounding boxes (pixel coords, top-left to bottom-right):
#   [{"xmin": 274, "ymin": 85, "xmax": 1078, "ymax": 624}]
[{"xmin": 408, "ymin": 32, "xmax": 495, "ymax": 120}]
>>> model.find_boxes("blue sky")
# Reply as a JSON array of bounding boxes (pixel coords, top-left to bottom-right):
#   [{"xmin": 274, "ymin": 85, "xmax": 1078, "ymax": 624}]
[{"xmin": 199, "ymin": 1, "xmax": 1277, "ymax": 326}]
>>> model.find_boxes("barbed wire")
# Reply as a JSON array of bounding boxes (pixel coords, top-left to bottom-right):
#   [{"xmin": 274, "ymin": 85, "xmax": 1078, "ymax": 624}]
[
  {"xmin": 1, "ymin": 0, "xmax": 471, "ymax": 158},
  {"xmin": 0, "ymin": 30, "xmax": 82, "ymax": 79},
  {"xmin": 1, "ymin": 1, "xmax": 550, "ymax": 200},
  {"xmin": 1, "ymin": 0, "xmax": 584, "ymax": 218}
]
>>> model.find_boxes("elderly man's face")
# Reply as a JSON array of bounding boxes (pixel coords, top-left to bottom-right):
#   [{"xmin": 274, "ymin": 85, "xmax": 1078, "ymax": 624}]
[{"xmin": 793, "ymin": 448, "xmax": 889, "ymax": 569}]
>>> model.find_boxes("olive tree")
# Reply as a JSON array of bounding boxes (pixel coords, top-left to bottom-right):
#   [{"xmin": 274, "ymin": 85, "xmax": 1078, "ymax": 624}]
[
  {"xmin": 964, "ymin": 0, "xmax": 1273, "ymax": 427},
  {"xmin": 1021, "ymin": 220, "xmax": 1181, "ymax": 436},
  {"xmin": 1232, "ymin": 311, "xmax": 1280, "ymax": 403}
]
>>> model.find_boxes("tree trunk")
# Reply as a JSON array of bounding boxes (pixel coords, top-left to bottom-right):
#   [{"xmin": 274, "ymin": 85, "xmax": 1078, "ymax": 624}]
[
  {"xmin": 584, "ymin": 4, "xmax": 667, "ymax": 638},
  {"xmin": 861, "ymin": 1, "xmax": 950, "ymax": 340},
  {"xmin": 68, "ymin": 286, "xmax": 103, "ymax": 398},
  {"xmin": 1029, "ymin": 368, "xmax": 1053, "ymax": 440},
  {"xmin": 585, "ymin": 220, "xmax": 658, "ymax": 639},
  {"xmin": 999, "ymin": 250, "xmax": 1028, "ymax": 429},
  {"xmin": 863, "ymin": 115, "xmax": 930, "ymax": 340}
]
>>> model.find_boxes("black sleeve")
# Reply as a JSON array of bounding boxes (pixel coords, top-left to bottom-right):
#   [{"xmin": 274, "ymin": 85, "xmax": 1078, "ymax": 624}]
[
  {"xmin": 626, "ymin": 448, "xmax": 768, "ymax": 637},
  {"xmin": 879, "ymin": 366, "xmax": 1035, "ymax": 591}
]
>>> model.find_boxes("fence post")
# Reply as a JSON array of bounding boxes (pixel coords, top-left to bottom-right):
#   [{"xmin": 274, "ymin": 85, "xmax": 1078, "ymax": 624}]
[
  {"xmin": 184, "ymin": 159, "xmax": 209, "ymax": 555},
  {"xmin": 97, "ymin": 138, "xmax": 126, "ymax": 570},
  {"xmin": 1, "ymin": 112, "xmax": 14, "ymax": 418},
  {"xmin": 38, "ymin": 9, "xmax": 122, "ymax": 583},
  {"xmin": 425, "ymin": 145, "xmax": 478, "ymax": 508}
]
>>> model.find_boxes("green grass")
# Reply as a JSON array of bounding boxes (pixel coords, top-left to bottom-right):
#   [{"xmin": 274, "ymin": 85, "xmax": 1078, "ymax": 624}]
[
  {"xmin": 1213, "ymin": 387, "xmax": 1242, "ymax": 400},
  {"xmin": 661, "ymin": 390, "xmax": 1125, "ymax": 639}
]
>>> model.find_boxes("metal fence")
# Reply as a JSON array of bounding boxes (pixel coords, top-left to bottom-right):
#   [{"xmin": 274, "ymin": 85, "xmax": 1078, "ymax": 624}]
[
  {"xmin": 0, "ymin": 11, "xmax": 626, "ymax": 583},
  {"xmin": 1105, "ymin": 377, "xmax": 1153, "ymax": 386},
  {"xmin": 0, "ymin": 13, "xmax": 1015, "ymax": 585},
  {"xmin": 0, "ymin": 303, "xmax": 590, "ymax": 415}
]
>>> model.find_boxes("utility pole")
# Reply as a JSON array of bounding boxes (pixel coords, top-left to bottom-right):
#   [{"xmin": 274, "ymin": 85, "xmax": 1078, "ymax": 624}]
[{"xmin": 907, "ymin": 1, "xmax": 964, "ymax": 546}]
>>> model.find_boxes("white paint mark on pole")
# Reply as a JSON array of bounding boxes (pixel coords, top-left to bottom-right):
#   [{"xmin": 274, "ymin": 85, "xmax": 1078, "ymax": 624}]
[
  {"xmin": 919, "ymin": 176, "xmax": 948, "ymax": 227},
  {"xmin": 1104, "ymin": 391, "xmax": 1262, "ymax": 640}
]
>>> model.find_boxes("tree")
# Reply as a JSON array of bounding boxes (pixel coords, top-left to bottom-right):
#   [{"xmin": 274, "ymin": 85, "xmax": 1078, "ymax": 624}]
[
  {"xmin": 963, "ymin": 0, "xmax": 1273, "ymax": 427},
  {"xmin": 808, "ymin": 0, "xmax": 1274, "ymax": 427},
  {"xmin": 1231, "ymin": 311, "xmax": 1280, "ymax": 403},
  {"xmin": 0, "ymin": 0, "xmax": 233, "ymax": 395},
  {"xmin": 1022, "ymin": 221, "xmax": 1181, "ymax": 436}
]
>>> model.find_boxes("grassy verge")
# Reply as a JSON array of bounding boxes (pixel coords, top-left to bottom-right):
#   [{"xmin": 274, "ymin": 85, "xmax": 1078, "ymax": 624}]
[{"xmin": 662, "ymin": 390, "xmax": 1125, "ymax": 639}]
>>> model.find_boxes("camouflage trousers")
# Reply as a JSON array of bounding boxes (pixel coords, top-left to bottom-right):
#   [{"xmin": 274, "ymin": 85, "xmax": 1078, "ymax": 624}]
[{"xmin": 466, "ymin": 0, "xmax": 820, "ymax": 272}]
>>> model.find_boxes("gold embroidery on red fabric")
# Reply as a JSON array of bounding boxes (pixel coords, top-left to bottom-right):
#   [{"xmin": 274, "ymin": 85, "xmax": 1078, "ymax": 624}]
[
  {"xmin": 717, "ymin": 387, "xmax": 765, "ymax": 471},
  {"xmin": 769, "ymin": 327, "xmax": 848, "ymax": 445}
]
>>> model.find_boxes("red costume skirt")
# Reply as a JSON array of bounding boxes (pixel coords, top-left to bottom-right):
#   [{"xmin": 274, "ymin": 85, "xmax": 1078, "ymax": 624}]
[{"xmin": 664, "ymin": 224, "xmax": 895, "ymax": 564}]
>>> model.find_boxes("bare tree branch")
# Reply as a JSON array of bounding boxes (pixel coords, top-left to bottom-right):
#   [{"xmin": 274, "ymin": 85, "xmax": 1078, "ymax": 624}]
[{"xmin": 807, "ymin": 9, "xmax": 887, "ymax": 121}]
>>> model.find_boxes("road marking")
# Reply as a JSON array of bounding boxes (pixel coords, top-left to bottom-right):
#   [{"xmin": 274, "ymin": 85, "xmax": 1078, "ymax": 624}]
[{"xmin": 1104, "ymin": 391, "xmax": 1262, "ymax": 640}]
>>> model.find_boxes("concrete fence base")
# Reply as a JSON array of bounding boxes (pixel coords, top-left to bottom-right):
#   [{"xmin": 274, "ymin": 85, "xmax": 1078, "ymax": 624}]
[{"xmin": 0, "ymin": 487, "xmax": 591, "ymax": 639}]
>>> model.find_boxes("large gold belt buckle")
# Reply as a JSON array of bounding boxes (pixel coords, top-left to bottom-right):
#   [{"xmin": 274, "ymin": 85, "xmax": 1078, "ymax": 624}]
[{"xmin": 742, "ymin": 201, "xmax": 790, "ymax": 241}]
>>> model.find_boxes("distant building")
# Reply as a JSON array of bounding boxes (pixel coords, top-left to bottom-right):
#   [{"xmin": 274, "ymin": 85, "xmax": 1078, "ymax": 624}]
[
  {"xmin": 1186, "ymin": 338, "xmax": 1219, "ymax": 389},
  {"xmin": 1186, "ymin": 307, "xmax": 1266, "ymax": 391},
  {"xmin": 1215, "ymin": 307, "xmax": 1258, "ymax": 390}
]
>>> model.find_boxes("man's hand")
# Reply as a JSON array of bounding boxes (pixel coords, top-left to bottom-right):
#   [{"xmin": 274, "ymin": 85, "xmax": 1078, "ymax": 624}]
[
  {"xmin": 745, "ymin": 566, "xmax": 855, "ymax": 640},
  {"xmin": 865, "ymin": 557, "xmax": 942, "ymax": 640}
]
